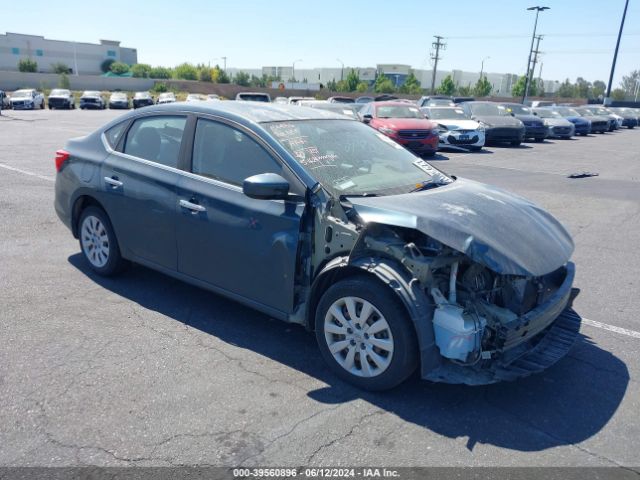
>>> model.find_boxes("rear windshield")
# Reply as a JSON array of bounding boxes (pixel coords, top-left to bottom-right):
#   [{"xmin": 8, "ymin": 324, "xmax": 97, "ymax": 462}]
[
  {"xmin": 375, "ymin": 105, "xmax": 423, "ymax": 119},
  {"xmin": 238, "ymin": 94, "xmax": 270, "ymax": 102},
  {"xmin": 467, "ymin": 103, "xmax": 508, "ymax": 116}
]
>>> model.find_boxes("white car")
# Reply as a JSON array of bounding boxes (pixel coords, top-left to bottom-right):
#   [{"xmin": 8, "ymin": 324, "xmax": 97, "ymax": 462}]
[
  {"xmin": 185, "ymin": 93, "xmax": 206, "ymax": 102},
  {"xmin": 421, "ymin": 106, "xmax": 485, "ymax": 151},
  {"xmin": 157, "ymin": 92, "xmax": 176, "ymax": 104},
  {"xmin": 10, "ymin": 89, "xmax": 45, "ymax": 110}
]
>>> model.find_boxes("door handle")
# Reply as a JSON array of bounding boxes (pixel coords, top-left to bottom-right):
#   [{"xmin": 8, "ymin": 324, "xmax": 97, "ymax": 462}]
[
  {"xmin": 104, "ymin": 176, "xmax": 123, "ymax": 188},
  {"xmin": 179, "ymin": 199, "xmax": 206, "ymax": 213}
]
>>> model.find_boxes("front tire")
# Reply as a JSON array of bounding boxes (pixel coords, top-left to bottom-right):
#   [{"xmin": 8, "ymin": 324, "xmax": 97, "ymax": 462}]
[
  {"xmin": 315, "ymin": 276, "xmax": 418, "ymax": 391},
  {"xmin": 78, "ymin": 206, "xmax": 127, "ymax": 276}
]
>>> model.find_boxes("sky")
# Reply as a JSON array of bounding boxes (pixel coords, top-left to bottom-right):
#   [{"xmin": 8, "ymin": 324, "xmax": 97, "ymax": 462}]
[{"xmin": 4, "ymin": 0, "xmax": 639, "ymax": 87}]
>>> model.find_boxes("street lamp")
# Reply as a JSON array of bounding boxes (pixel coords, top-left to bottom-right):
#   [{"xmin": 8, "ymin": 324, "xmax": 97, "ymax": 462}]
[
  {"xmin": 480, "ymin": 56, "xmax": 490, "ymax": 79},
  {"xmin": 523, "ymin": 6, "xmax": 549, "ymax": 103},
  {"xmin": 292, "ymin": 59, "xmax": 302, "ymax": 83},
  {"xmin": 336, "ymin": 58, "xmax": 344, "ymax": 81}
]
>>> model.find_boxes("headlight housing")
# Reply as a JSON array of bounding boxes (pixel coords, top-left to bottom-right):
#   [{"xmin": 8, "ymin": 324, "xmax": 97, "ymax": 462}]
[{"xmin": 378, "ymin": 127, "xmax": 396, "ymax": 135}]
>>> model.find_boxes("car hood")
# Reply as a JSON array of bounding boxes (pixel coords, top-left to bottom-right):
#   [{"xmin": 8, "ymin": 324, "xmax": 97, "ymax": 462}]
[
  {"xmin": 376, "ymin": 118, "xmax": 435, "ymax": 130},
  {"xmin": 348, "ymin": 177, "xmax": 573, "ymax": 277},
  {"xmin": 514, "ymin": 114, "xmax": 543, "ymax": 125},
  {"xmin": 435, "ymin": 119, "xmax": 480, "ymax": 130},
  {"xmin": 544, "ymin": 118, "xmax": 574, "ymax": 127},
  {"xmin": 471, "ymin": 115, "xmax": 523, "ymax": 128},
  {"xmin": 565, "ymin": 116, "xmax": 589, "ymax": 124}
]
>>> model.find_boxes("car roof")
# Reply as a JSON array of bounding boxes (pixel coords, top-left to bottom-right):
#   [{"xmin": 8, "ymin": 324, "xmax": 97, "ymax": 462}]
[
  {"xmin": 372, "ymin": 101, "xmax": 418, "ymax": 107},
  {"xmin": 111, "ymin": 101, "xmax": 352, "ymax": 123}
]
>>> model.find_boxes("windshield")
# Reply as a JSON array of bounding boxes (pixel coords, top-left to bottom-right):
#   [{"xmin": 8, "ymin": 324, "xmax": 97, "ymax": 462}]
[
  {"xmin": 83, "ymin": 91, "xmax": 101, "ymax": 97},
  {"xmin": 135, "ymin": 92, "xmax": 150, "ymax": 98},
  {"xmin": 238, "ymin": 94, "xmax": 270, "ymax": 102},
  {"xmin": 427, "ymin": 99, "xmax": 455, "ymax": 106},
  {"xmin": 111, "ymin": 93, "xmax": 126, "ymax": 99},
  {"xmin": 306, "ymin": 103, "xmax": 359, "ymax": 118},
  {"xmin": 426, "ymin": 108, "xmax": 467, "ymax": 120},
  {"xmin": 504, "ymin": 104, "xmax": 532, "ymax": 115},
  {"xmin": 467, "ymin": 103, "xmax": 507, "ymax": 116},
  {"xmin": 12, "ymin": 90, "xmax": 32, "ymax": 98},
  {"xmin": 50, "ymin": 89, "xmax": 69, "ymax": 96},
  {"xmin": 264, "ymin": 120, "xmax": 451, "ymax": 196},
  {"xmin": 534, "ymin": 109, "xmax": 560, "ymax": 118},
  {"xmin": 554, "ymin": 107, "xmax": 581, "ymax": 117},
  {"xmin": 375, "ymin": 105, "xmax": 423, "ymax": 119},
  {"xmin": 159, "ymin": 93, "xmax": 175, "ymax": 99}
]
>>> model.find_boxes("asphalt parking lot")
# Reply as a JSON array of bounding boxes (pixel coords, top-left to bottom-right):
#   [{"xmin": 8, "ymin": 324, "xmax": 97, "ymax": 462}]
[{"xmin": 1, "ymin": 109, "xmax": 639, "ymax": 468}]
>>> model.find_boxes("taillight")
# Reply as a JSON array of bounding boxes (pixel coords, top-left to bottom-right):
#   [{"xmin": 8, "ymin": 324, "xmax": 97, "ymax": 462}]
[{"xmin": 55, "ymin": 150, "xmax": 70, "ymax": 172}]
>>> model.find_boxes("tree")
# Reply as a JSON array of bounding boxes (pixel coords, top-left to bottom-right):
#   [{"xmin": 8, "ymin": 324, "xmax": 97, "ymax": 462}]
[
  {"xmin": 149, "ymin": 66, "xmax": 171, "ymax": 79},
  {"xmin": 110, "ymin": 62, "xmax": 130, "ymax": 75},
  {"xmin": 58, "ymin": 73, "xmax": 70, "ymax": 89},
  {"xmin": 51, "ymin": 62, "xmax": 70, "ymax": 74},
  {"xmin": 250, "ymin": 74, "xmax": 267, "ymax": 88},
  {"xmin": 592, "ymin": 80, "xmax": 606, "ymax": 98},
  {"xmin": 234, "ymin": 71, "xmax": 250, "ymax": 86},
  {"xmin": 356, "ymin": 82, "xmax": 369, "ymax": 93},
  {"xmin": 437, "ymin": 75, "xmax": 456, "ymax": 95},
  {"xmin": 575, "ymin": 77, "xmax": 592, "ymax": 98},
  {"xmin": 457, "ymin": 84, "xmax": 472, "ymax": 96},
  {"xmin": 374, "ymin": 74, "xmax": 395, "ymax": 94},
  {"xmin": 473, "ymin": 76, "xmax": 492, "ymax": 97},
  {"xmin": 151, "ymin": 82, "xmax": 169, "ymax": 93},
  {"xmin": 620, "ymin": 70, "xmax": 639, "ymax": 95},
  {"xmin": 173, "ymin": 63, "xmax": 198, "ymax": 80},
  {"xmin": 611, "ymin": 88, "xmax": 626, "ymax": 101},
  {"xmin": 345, "ymin": 69, "xmax": 360, "ymax": 92},
  {"xmin": 557, "ymin": 78, "xmax": 575, "ymax": 98},
  {"xmin": 399, "ymin": 71, "xmax": 422, "ymax": 94},
  {"xmin": 100, "ymin": 58, "xmax": 115, "ymax": 73},
  {"xmin": 131, "ymin": 63, "xmax": 152, "ymax": 78},
  {"xmin": 211, "ymin": 65, "xmax": 230, "ymax": 83},
  {"xmin": 336, "ymin": 80, "xmax": 350, "ymax": 92},
  {"xmin": 326, "ymin": 79, "xmax": 338, "ymax": 91},
  {"xmin": 199, "ymin": 67, "xmax": 212, "ymax": 82},
  {"xmin": 18, "ymin": 58, "xmax": 38, "ymax": 72}
]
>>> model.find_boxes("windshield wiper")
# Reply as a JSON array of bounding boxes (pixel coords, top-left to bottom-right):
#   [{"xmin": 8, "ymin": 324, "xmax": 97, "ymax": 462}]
[
  {"xmin": 339, "ymin": 193, "xmax": 379, "ymax": 200},
  {"xmin": 409, "ymin": 180, "xmax": 446, "ymax": 193}
]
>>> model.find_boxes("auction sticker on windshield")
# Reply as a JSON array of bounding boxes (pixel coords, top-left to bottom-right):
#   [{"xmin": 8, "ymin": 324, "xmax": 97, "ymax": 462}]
[{"xmin": 413, "ymin": 159, "xmax": 438, "ymax": 176}]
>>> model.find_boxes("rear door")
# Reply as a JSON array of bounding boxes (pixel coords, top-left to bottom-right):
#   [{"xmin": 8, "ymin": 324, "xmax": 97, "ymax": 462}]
[
  {"xmin": 100, "ymin": 114, "xmax": 189, "ymax": 271},
  {"xmin": 175, "ymin": 117, "xmax": 305, "ymax": 313}
]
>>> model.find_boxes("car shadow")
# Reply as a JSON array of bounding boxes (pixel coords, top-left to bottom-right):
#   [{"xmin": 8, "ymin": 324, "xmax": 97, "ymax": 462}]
[
  {"xmin": 68, "ymin": 254, "xmax": 629, "ymax": 453},
  {"xmin": 487, "ymin": 143, "xmax": 533, "ymax": 149}
]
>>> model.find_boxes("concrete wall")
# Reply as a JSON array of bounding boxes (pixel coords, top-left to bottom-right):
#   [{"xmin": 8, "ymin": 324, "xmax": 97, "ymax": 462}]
[{"xmin": 0, "ymin": 71, "xmax": 154, "ymax": 91}]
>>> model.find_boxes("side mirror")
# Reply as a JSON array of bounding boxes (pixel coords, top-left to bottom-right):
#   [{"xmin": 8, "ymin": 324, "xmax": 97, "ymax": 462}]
[
  {"xmin": 243, "ymin": 173, "xmax": 290, "ymax": 200},
  {"xmin": 362, "ymin": 114, "xmax": 373, "ymax": 124}
]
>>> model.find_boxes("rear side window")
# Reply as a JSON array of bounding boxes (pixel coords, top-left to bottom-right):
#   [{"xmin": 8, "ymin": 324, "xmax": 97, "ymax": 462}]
[
  {"xmin": 104, "ymin": 122, "xmax": 127, "ymax": 149},
  {"xmin": 191, "ymin": 119, "xmax": 281, "ymax": 185},
  {"xmin": 124, "ymin": 116, "xmax": 187, "ymax": 168}
]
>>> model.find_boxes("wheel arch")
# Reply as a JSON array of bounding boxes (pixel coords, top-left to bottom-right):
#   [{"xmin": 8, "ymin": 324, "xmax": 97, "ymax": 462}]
[{"xmin": 71, "ymin": 194, "xmax": 108, "ymax": 238}]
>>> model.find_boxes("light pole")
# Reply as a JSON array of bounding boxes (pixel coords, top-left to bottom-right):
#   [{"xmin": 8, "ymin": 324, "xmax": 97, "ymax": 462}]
[
  {"xmin": 604, "ymin": 0, "xmax": 630, "ymax": 105},
  {"xmin": 336, "ymin": 58, "xmax": 344, "ymax": 81},
  {"xmin": 480, "ymin": 56, "xmax": 490, "ymax": 79},
  {"xmin": 221, "ymin": 56, "xmax": 227, "ymax": 71},
  {"xmin": 523, "ymin": 6, "xmax": 549, "ymax": 103},
  {"xmin": 292, "ymin": 59, "xmax": 302, "ymax": 83}
]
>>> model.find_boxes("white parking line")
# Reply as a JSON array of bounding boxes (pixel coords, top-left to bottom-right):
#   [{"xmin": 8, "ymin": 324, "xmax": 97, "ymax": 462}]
[
  {"xmin": 2, "ymin": 160, "xmax": 640, "ymax": 341},
  {"xmin": 0, "ymin": 163, "xmax": 54, "ymax": 182},
  {"xmin": 582, "ymin": 318, "xmax": 640, "ymax": 339}
]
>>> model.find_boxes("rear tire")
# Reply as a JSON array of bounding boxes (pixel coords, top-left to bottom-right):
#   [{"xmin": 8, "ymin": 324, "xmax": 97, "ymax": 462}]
[
  {"xmin": 78, "ymin": 206, "xmax": 127, "ymax": 276},
  {"xmin": 315, "ymin": 276, "xmax": 418, "ymax": 391},
  {"xmin": 510, "ymin": 140, "xmax": 521, "ymax": 146}
]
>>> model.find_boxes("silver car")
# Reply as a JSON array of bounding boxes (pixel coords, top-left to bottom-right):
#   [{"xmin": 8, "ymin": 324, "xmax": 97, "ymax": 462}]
[{"xmin": 533, "ymin": 108, "xmax": 575, "ymax": 139}]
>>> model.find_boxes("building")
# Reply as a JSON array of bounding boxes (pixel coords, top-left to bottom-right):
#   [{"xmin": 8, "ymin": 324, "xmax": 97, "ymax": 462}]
[{"xmin": 0, "ymin": 32, "xmax": 137, "ymax": 75}]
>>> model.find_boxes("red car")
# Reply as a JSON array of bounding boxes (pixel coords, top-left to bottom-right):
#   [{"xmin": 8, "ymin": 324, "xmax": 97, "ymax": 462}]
[{"xmin": 360, "ymin": 101, "xmax": 439, "ymax": 156}]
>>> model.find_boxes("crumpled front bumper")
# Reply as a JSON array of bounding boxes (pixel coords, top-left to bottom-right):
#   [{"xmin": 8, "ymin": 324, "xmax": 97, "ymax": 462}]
[{"xmin": 424, "ymin": 262, "xmax": 581, "ymax": 385}]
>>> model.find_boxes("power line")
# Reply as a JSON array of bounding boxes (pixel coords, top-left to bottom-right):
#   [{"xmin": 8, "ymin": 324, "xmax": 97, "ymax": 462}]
[
  {"xmin": 447, "ymin": 32, "xmax": 640, "ymax": 39},
  {"xmin": 430, "ymin": 35, "xmax": 446, "ymax": 93}
]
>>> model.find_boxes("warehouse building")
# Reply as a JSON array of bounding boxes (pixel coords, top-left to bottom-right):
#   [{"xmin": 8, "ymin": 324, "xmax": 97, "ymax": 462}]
[{"xmin": 0, "ymin": 32, "xmax": 137, "ymax": 75}]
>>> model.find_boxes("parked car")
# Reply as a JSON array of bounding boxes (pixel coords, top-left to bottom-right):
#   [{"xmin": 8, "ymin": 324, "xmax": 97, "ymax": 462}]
[
  {"xmin": 499, "ymin": 102, "xmax": 547, "ymax": 142},
  {"xmin": 452, "ymin": 96, "xmax": 475, "ymax": 104},
  {"xmin": 287, "ymin": 96, "xmax": 315, "ymax": 104},
  {"xmin": 374, "ymin": 94, "xmax": 398, "ymax": 101},
  {"xmin": 421, "ymin": 107, "xmax": 485, "ymax": 151},
  {"xmin": 80, "ymin": 91, "xmax": 106, "ymax": 110},
  {"xmin": 417, "ymin": 96, "xmax": 455, "ymax": 108},
  {"xmin": 157, "ymin": 92, "xmax": 177, "ymax": 104},
  {"xmin": 273, "ymin": 97, "xmax": 288, "ymax": 104},
  {"xmin": 1, "ymin": 90, "xmax": 12, "ymax": 109},
  {"xmin": 48, "ymin": 89, "xmax": 75, "ymax": 110},
  {"xmin": 355, "ymin": 96, "xmax": 374, "ymax": 104},
  {"xmin": 10, "ymin": 89, "xmax": 45, "ymax": 110},
  {"xmin": 235, "ymin": 92, "xmax": 271, "ymax": 102},
  {"xmin": 360, "ymin": 101, "xmax": 439, "ymax": 156},
  {"xmin": 458, "ymin": 101, "xmax": 525, "ymax": 146},
  {"xmin": 327, "ymin": 96, "xmax": 355, "ymax": 104},
  {"xmin": 532, "ymin": 108, "xmax": 575, "ymax": 139},
  {"xmin": 297, "ymin": 100, "xmax": 361, "ymax": 119},
  {"xmin": 108, "ymin": 92, "xmax": 130, "ymax": 109},
  {"xmin": 573, "ymin": 107, "xmax": 610, "ymax": 134},
  {"xmin": 579, "ymin": 106, "xmax": 620, "ymax": 130},
  {"xmin": 133, "ymin": 91, "xmax": 154, "ymax": 109},
  {"xmin": 185, "ymin": 94, "xmax": 206, "ymax": 102},
  {"xmin": 206, "ymin": 94, "xmax": 221, "ymax": 101},
  {"xmin": 608, "ymin": 107, "xmax": 638, "ymax": 129},
  {"xmin": 54, "ymin": 102, "xmax": 580, "ymax": 390},
  {"xmin": 544, "ymin": 107, "xmax": 591, "ymax": 136}
]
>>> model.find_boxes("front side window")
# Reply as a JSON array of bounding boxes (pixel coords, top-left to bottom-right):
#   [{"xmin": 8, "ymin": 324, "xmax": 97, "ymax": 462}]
[
  {"xmin": 191, "ymin": 119, "xmax": 281, "ymax": 185},
  {"xmin": 124, "ymin": 116, "xmax": 187, "ymax": 167}
]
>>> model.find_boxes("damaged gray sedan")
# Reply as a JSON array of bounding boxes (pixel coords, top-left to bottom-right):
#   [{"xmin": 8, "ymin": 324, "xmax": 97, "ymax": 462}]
[{"xmin": 54, "ymin": 102, "xmax": 581, "ymax": 391}]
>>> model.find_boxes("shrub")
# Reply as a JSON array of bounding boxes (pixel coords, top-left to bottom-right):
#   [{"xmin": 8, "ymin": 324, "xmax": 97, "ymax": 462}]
[
  {"xmin": 199, "ymin": 67, "xmax": 212, "ymax": 82},
  {"xmin": 356, "ymin": 82, "xmax": 369, "ymax": 93},
  {"xmin": 151, "ymin": 82, "xmax": 169, "ymax": 93},
  {"xmin": 58, "ymin": 73, "xmax": 70, "ymax": 89},
  {"xmin": 149, "ymin": 66, "xmax": 172, "ymax": 79},
  {"xmin": 131, "ymin": 63, "xmax": 152, "ymax": 78},
  {"xmin": 110, "ymin": 62, "xmax": 130, "ymax": 75},
  {"xmin": 51, "ymin": 62, "xmax": 70, "ymax": 74},
  {"xmin": 174, "ymin": 63, "xmax": 198, "ymax": 81},
  {"xmin": 18, "ymin": 58, "xmax": 38, "ymax": 72}
]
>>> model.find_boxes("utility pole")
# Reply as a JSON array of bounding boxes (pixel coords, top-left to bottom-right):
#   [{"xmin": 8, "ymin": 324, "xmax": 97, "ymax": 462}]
[
  {"xmin": 523, "ymin": 6, "xmax": 549, "ymax": 103},
  {"xmin": 604, "ymin": 0, "xmax": 629, "ymax": 105},
  {"xmin": 430, "ymin": 35, "xmax": 446, "ymax": 94},
  {"xmin": 221, "ymin": 56, "xmax": 227, "ymax": 71},
  {"xmin": 528, "ymin": 35, "xmax": 543, "ymax": 97},
  {"xmin": 336, "ymin": 58, "xmax": 344, "ymax": 81}
]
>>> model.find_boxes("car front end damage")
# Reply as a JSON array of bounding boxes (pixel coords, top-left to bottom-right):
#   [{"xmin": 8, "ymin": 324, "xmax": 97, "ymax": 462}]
[{"xmin": 298, "ymin": 178, "xmax": 581, "ymax": 385}]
